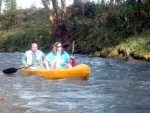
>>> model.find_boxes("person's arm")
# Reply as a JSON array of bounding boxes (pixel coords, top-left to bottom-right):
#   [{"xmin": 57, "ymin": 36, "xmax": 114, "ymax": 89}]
[
  {"xmin": 70, "ymin": 56, "xmax": 75, "ymax": 60},
  {"xmin": 44, "ymin": 58, "xmax": 50, "ymax": 69},
  {"xmin": 64, "ymin": 51, "xmax": 76, "ymax": 67},
  {"xmin": 22, "ymin": 53, "xmax": 29, "ymax": 68},
  {"xmin": 63, "ymin": 52, "xmax": 71, "ymax": 63},
  {"xmin": 22, "ymin": 53, "xmax": 27, "ymax": 65},
  {"xmin": 42, "ymin": 52, "xmax": 46, "ymax": 59},
  {"xmin": 44, "ymin": 53, "xmax": 52, "ymax": 69}
]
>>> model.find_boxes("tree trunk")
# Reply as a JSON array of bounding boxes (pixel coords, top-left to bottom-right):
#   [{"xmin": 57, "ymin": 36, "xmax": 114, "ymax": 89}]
[
  {"xmin": 60, "ymin": 0, "xmax": 68, "ymax": 27},
  {"xmin": 51, "ymin": 0, "xmax": 60, "ymax": 19},
  {"xmin": 41, "ymin": 0, "xmax": 69, "ymax": 43},
  {"xmin": 61, "ymin": 0, "xmax": 67, "ymax": 13},
  {"xmin": 41, "ymin": 0, "xmax": 54, "ymax": 24}
]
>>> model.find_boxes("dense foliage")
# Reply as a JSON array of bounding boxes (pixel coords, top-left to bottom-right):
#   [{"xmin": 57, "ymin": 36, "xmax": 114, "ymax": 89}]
[
  {"xmin": 0, "ymin": 0, "xmax": 149, "ymax": 60},
  {"xmin": 0, "ymin": 8, "xmax": 52, "ymax": 52},
  {"xmin": 68, "ymin": 0, "xmax": 150, "ymax": 54}
]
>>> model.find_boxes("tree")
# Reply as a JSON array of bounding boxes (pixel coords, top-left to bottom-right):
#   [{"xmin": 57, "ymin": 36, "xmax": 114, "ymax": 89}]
[
  {"xmin": 3, "ymin": 0, "xmax": 17, "ymax": 10},
  {"xmin": 11, "ymin": 0, "xmax": 17, "ymax": 10},
  {"xmin": 41, "ymin": 0, "xmax": 69, "ymax": 43}
]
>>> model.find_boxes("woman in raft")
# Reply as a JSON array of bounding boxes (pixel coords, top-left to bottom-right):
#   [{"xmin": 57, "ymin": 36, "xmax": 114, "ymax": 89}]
[{"xmin": 44, "ymin": 42, "xmax": 75, "ymax": 69}]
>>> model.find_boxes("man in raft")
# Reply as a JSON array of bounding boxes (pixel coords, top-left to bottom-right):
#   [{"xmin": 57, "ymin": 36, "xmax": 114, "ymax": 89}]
[{"xmin": 22, "ymin": 43, "xmax": 46, "ymax": 69}]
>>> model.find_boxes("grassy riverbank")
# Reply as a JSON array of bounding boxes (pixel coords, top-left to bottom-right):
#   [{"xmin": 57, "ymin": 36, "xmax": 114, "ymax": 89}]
[
  {"xmin": 0, "ymin": 1, "xmax": 149, "ymax": 61},
  {"xmin": 96, "ymin": 30, "xmax": 150, "ymax": 61}
]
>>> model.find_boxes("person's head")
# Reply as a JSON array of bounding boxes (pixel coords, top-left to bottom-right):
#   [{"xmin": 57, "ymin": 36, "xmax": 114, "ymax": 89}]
[
  {"xmin": 31, "ymin": 43, "xmax": 38, "ymax": 53},
  {"xmin": 52, "ymin": 42, "xmax": 64, "ymax": 55}
]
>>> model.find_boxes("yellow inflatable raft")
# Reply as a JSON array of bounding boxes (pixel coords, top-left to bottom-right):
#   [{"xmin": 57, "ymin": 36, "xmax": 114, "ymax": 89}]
[{"xmin": 20, "ymin": 64, "xmax": 90, "ymax": 79}]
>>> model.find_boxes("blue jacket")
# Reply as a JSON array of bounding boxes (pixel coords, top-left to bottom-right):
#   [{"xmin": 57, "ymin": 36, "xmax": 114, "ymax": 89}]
[{"xmin": 45, "ymin": 51, "xmax": 70, "ymax": 68}]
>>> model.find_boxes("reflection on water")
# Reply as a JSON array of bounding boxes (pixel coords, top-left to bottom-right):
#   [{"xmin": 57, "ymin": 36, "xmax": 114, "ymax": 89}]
[{"xmin": 0, "ymin": 53, "xmax": 150, "ymax": 113}]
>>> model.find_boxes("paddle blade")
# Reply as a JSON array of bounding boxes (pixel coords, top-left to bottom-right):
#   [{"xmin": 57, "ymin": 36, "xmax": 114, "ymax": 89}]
[{"xmin": 2, "ymin": 68, "xmax": 18, "ymax": 74}]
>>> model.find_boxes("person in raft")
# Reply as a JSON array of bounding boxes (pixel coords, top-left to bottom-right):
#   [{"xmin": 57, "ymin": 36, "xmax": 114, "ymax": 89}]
[
  {"xmin": 44, "ymin": 42, "xmax": 75, "ymax": 69},
  {"xmin": 22, "ymin": 42, "xmax": 46, "ymax": 69}
]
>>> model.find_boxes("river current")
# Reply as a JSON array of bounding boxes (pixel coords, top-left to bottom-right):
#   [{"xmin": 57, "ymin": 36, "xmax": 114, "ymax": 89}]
[{"xmin": 0, "ymin": 53, "xmax": 150, "ymax": 113}]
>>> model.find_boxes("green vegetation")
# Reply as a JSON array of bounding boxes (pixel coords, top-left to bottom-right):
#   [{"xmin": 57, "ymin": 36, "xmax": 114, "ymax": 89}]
[
  {"xmin": 0, "ymin": 0, "xmax": 150, "ymax": 60},
  {"xmin": 0, "ymin": 8, "xmax": 53, "ymax": 52},
  {"xmin": 100, "ymin": 30, "xmax": 150, "ymax": 60},
  {"xmin": 119, "ymin": 30, "xmax": 150, "ymax": 59}
]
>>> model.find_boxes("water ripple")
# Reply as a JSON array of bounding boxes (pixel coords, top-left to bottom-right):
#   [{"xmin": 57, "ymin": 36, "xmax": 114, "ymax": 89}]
[{"xmin": 0, "ymin": 53, "xmax": 150, "ymax": 113}]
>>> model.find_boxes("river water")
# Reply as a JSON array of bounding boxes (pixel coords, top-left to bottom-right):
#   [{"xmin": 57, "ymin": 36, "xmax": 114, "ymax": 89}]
[{"xmin": 0, "ymin": 53, "xmax": 150, "ymax": 113}]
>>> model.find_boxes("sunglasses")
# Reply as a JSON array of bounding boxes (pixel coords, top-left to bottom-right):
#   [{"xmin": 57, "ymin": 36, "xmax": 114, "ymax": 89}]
[{"xmin": 56, "ymin": 45, "xmax": 62, "ymax": 48}]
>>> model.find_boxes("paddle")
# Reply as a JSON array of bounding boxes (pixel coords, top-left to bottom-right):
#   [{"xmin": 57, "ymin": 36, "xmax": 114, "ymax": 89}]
[
  {"xmin": 2, "ymin": 65, "xmax": 30, "ymax": 74},
  {"xmin": 71, "ymin": 41, "xmax": 76, "ymax": 67}
]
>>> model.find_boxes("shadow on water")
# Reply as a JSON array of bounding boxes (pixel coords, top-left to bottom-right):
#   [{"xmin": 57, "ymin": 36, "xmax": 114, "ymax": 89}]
[{"xmin": 0, "ymin": 53, "xmax": 150, "ymax": 113}]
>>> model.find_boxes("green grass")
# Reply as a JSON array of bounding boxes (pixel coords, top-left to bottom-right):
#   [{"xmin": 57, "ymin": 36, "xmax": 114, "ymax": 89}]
[
  {"xmin": 119, "ymin": 30, "xmax": 150, "ymax": 56},
  {"xmin": 0, "ymin": 9, "xmax": 53, "ymax": 52},
  {"xmin": 99, "ymin": 30, "xmax": 150, "ymax": 60}
]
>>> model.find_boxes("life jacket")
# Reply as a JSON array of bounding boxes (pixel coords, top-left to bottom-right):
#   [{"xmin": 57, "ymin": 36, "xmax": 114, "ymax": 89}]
[{"xmin": 26, "ymin": 50, "xmax": 44, "ymax": 65}]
